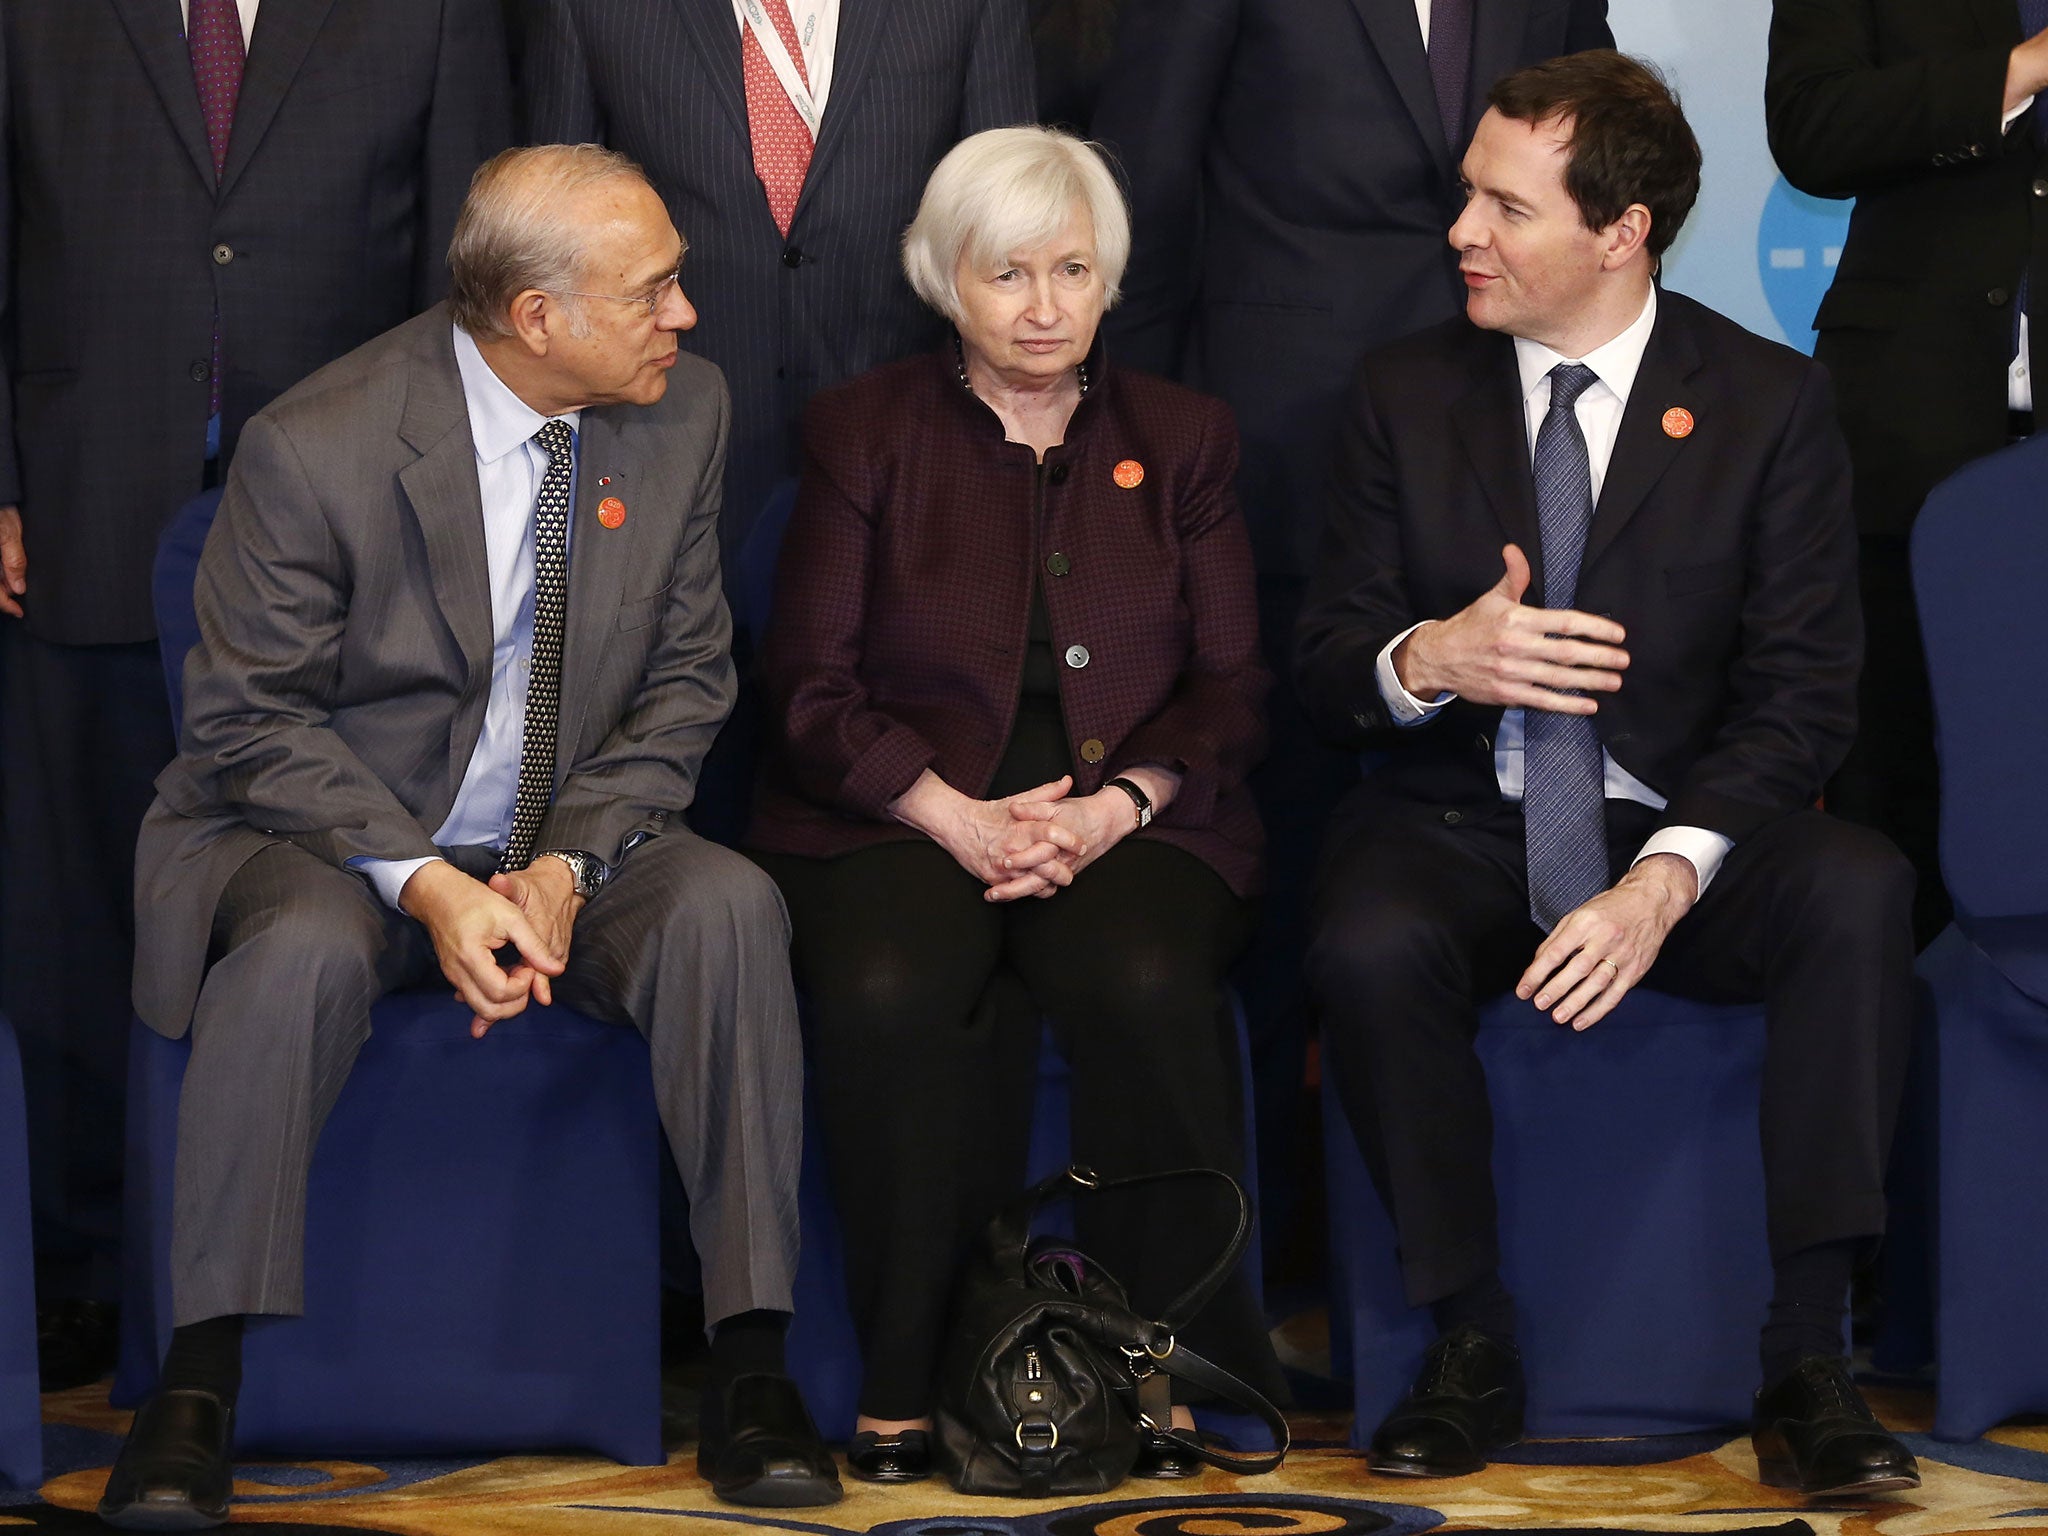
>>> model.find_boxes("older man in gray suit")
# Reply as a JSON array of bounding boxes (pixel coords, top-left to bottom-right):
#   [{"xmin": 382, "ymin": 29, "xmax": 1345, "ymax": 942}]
[{"xmin": 102, "ymin": 145, "xmax": 835, "ymax": 1531}]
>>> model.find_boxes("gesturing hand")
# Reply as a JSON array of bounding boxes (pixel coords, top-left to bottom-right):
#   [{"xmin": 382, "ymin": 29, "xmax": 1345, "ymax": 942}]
[
  {"xmin": 399, "ymin": 860, "xmax": 569, "ymax": 1037},
  {"xmin": 488, "ymin": 857, "xmax": 586, "ymax": 992},
  {"xmin": 1394, "ymin": 544, "xmax": 1629, "ymax": 714},
  {"xmin": 1515, "ymin": 852, "xmax": 1698, "ymax": 1030},
  {"xmin": 0, "ymin": 506, "xmax": 26, "ymax": 620}
]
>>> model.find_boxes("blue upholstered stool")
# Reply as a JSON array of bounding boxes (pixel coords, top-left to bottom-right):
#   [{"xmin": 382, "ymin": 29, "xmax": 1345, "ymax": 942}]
[
  {"xmin": 1, "ymin": 1011, "xmax": 43, "ymax": 1490},
  {"xmin": 114, "ymin": 997, "xmax": 666, "ymax": 1463},
  {"xmin": 1326, "ymin": 989, "xmax": 1774, "ymax": 1442}
]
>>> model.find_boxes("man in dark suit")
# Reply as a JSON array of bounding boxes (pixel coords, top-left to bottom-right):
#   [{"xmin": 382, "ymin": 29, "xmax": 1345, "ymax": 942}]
[
  {"xmin": 102, "ymin": 146, "xmax": 832, "ymax": 1529},
  {"xmin": 1091, "ymin": 0, "xmax": 1613, "ymax": 1259},
  {"xmin": 1767, "ymin": 0, "xmax": 2048, "ymax": 945},
  {"xmin": 1299, "ymin": 52, "xmax": 1919, "ymax": 1497},
  {"xmin": 0, "ymin": 0, "xmax": 510, "ymax": 1389}
]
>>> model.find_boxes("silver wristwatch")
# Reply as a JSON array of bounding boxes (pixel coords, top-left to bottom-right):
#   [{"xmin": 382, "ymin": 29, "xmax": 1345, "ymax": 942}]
[{"xmin": 540, "ymin": 848, "xmax": 610, "ymax": 899}]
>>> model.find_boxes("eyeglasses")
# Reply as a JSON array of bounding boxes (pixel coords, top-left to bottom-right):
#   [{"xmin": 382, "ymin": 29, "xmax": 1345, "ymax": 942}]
[{"xmin": 553, "ymin": 262, "xmax": 684, "ymax": 318}]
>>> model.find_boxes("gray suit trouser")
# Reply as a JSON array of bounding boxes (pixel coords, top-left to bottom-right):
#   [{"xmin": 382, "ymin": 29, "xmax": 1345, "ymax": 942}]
[{"xmin": 169, "ymin": 831, "xmax": 803, "ymax": 1330}]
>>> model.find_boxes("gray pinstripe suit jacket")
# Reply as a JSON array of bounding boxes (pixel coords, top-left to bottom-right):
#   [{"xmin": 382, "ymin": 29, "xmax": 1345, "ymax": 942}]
[
  {"xmin": 521, "ymin": 0, "xmax": 1035, "ymax": 578},
  {"xmin": 132, "ymin": 306, "xmax": 736, "ymax": 1036}
]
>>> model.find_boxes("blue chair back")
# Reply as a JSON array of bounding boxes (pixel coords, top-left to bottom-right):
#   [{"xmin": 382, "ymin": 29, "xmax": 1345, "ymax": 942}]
[
  {"xmin": 151, "ymin": 486, "xmax": 225, "ymax": 739},
  {"xmin": 733, "ymin": 477, "xmax": 800, "ymax": 644},
  {"xmin": 1912, "ymin": 437, "xmax": 2048, "ymax": 920}
]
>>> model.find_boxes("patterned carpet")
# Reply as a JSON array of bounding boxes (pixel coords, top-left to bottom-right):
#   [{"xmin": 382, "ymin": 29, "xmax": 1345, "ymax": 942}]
[{"xmin": 9, "ymin": 1382, "xmax": 2048, "ymax": 1535}]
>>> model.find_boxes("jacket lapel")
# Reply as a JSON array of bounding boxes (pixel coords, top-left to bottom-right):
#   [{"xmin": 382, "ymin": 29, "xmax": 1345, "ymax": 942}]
[
  {"xmin": 793, "ymin": 0, "xmax": 886, "ymax": 224},
  {"xmin": 1583, "ymin": 298, "xmax": 1704, "ymax": 571},
  {"xmin": 556, "ymin": 409, "xmax": 638, "ymax": 779},
  {"xmin": 395, "ymin": 322, "xmax": 495, "ymax": 799},
  {"xmin": 107, "ymin": 0, "xmax": 217, "ymax": 190},
  {"xmin": 672, "ymin": 0, "xmax": 753, "ymax": 147},
  {"xmin": 1452, "ymin": 330, "xmax": 1543, "ymax": 584},
  {"xmin": 218, "ymin": 0, "xmax": 339, "ymax": 199},
  {"xmin": 1347, "ymin": 0, "xmax": 1452, "ymax": 177},
  {"xmin": 1465, "ymin": 0, "xmax": 1530, "ymax": 141}
]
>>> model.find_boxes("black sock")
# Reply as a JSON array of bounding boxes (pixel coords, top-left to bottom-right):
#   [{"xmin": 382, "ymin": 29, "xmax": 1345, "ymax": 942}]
[
  {"xmin": 158, "ymin": 1315, "xmax": 245, "ymax": 1403},
  {"xmin": 1761, "ymin": 1239, "xmax": 1855, "ymax": 1384},
  {"xmin": 1431, "ymin": 1270, "xmax": 1517, "ymax": 1347},
  {"xmin": 699, "ymin": 1310, "xmax": 790, "ymax": 1447}
]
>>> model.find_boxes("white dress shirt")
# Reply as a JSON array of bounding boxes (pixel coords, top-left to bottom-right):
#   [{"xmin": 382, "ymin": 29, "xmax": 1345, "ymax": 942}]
[
  {"xmin": 733, "ymin": 0, "xmax": 842, "ymax": 124},
  {"xmin": 350, "ymin": 326, "xmax": 581, "ymax": 908},
  {"xmin": 1415, "ymin": 0, "xmax": 1432, "ymax": 41},
  {"xmin": 1373, "ymin": 287, "xmax": 1738, "ymax": 896},
  {"xmin": 178, "ymin": 0, "xmax": 259, "ymax": 49}
]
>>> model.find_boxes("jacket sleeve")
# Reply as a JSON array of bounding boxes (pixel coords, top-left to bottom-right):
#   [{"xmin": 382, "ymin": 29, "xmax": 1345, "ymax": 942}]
[
  {"xmin": 519, "ymin": 0, "xmax": 607, "ymax": 144},
  {"xmin": 959, "ymin": 0, "xmax": 1036, "ymax": 134},
  {"xmin": 1766, "ymin": 0, "xmax": 2013, "ymax": 198},
  {"xmin": 1293, "ymin": 360, "xmax": 1425, "ymax": 746},
  {"xmin": 416, "ymin": 0, "xmax": 515, "ymax": 308},
  {"xmin": 761, "ymin": 400, "xmax": 941, "ymax": 820},
  {"xmin": 1656, "ymin": 362, "xmax": 1862, "ymax": 841},
  {"xmin": 160, "ymin": 413, "xmax": 442, "ymax": 870},
  {"xmin": 1091, "ymin": 0, "xmax": 1239, "ymax": 377},
  {"xmin": 535, "ymin": 385, "xmax": 737, "ymax": 865},
  {"xmin": 1109, "ymin": 402, "xmax": 1269, "ymax": 826}
]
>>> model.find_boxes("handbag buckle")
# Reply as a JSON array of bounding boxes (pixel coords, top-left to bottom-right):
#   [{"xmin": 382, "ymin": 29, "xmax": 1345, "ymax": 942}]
[
  {"xmin": 1015, "ymin": 1416, "xmax": 1060, "ymax": 1453},
  {"xmin": 1068, "ymin": 1165, "xmax": 1102, "ymax": 1189}
]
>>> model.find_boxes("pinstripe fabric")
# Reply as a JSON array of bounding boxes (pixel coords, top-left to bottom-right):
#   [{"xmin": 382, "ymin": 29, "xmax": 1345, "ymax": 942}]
[
  {"xmin": 522, "ymin": 0, "xmax": 1035, "ymax": 571},
  {"xmin": 749, "ymin": 347, "xmax": 1271, "ymax": 896},
  {"xmin": 0, "ymin": 0, "xmax": 513, "ymax": 645}
]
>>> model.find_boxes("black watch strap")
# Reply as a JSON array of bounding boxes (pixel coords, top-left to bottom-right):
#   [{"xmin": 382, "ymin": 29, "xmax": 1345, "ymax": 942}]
[{"xmin": 1106, "ymin": 776, "xmax": 1153, "ymax": 828}]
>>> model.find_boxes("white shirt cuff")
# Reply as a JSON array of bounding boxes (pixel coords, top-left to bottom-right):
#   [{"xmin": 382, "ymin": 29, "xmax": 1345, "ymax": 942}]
[
  {"xmin": 347, "ymin": 854, "xmax": 443, "ymax": 911},
  {"xmin": 2005, "ymin": 99, "xmax": 2032, "ymax": 134},
  {"xmin": 1375, "ymin": 621, "xmax": 1456, "ymax": 725},
  {"xmin": 1631, "ymin": 826, "xmax": 1734, "ymax": 898}
]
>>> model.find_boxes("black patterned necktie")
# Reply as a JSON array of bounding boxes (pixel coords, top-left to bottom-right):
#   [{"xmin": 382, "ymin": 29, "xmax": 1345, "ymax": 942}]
[
  {"xmin": 1428, "ymin": 0, "xmax": 1475, "ymax": 148},
  {"xmin": 500, "ymin": 419, "xmax": 575, "ymax": 873},
  {"xmin": 1524, "ymin": 363, "xmax": 1608, "ymax": 932}
]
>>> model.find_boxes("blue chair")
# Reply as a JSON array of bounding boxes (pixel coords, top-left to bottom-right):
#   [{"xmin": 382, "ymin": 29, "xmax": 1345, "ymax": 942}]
[
  {"xmin": 1910, "ymin": 436, "xmax": 2048, "ymax": 1441},
  {"xmin": 1326, "ymin": 989, "xmax": 1774, "ymax": 1441},
  {"xmin": 1, "ymin": 1011, "xmax": 43, "ymax": 1490},
  {"xmin": 115, "ymin": 490, "xmax": 667, "ymax": 1462}
]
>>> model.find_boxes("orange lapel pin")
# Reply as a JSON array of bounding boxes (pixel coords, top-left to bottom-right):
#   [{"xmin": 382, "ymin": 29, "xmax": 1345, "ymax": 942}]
[
  {"xmin": 597, "ymin": 496, "xmax": 626, "ymax": 529},
  {"xmin": 1661, "ymin": 407, "xmax": 1695, "ymax": 440}
]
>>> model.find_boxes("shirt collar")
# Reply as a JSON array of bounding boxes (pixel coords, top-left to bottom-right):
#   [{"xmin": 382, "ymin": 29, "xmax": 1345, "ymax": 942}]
[
  {"xmin": 1513, "ymin": 286, "xmax": 1659, "ymax": 412},
  {"xmin": 452, "ymin": 323, "xmax": 580, "ymax": 465}
]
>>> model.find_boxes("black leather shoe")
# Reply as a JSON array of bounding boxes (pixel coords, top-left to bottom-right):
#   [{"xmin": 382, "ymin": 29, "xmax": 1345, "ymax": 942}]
[
  {"xmin": 696, "ymin": 1373, "xmax": 843, "ymax": 1507},
  {"xmin": 38, "ymin": 1299, "xmax": 120, "ymax": 1393},
  {"xmin": 1368, "ymin": 1326, "xmax": 1525, "ymax": 1478},
  {"xmin": 1751, "ymin": 1355, "xmax": 1920, "ymax": 1498},
  {"xmin": 1131, "ymin": 1428, "xmax": 1205, "ymax": 1478},
  {"xmin": 96, "ymin": 1388, "xmax": 234, "ymax": 1530},
  {"xmin": 846, "ymin": 1428, "xmax": 931, "ymax": 1483}
]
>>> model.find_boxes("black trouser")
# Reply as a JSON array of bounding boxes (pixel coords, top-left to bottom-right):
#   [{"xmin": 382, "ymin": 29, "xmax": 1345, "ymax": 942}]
[
  {"xmin": 752, "ymin": 837, "xmax": 1284, "ymax": 1421},
  {"xmin": 1307, "ymin": 791, "xmax": 1915, "ymax": 1311},
  {"xmin": 1, "ymin": 628, "xmax": 175, "ymax": 1305},
  {"xmin": 1827, "ymin": 536, "xmax": 1950, "ymax": 948}
]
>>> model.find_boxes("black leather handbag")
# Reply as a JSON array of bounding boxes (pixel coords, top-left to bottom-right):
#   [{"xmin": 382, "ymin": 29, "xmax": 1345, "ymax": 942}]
[{"xmin": 932, "ymin": 1165, "xmax": 1290, "ymax": 1496}]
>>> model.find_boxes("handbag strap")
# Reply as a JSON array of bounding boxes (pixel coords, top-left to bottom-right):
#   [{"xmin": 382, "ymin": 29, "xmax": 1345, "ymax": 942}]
[
  {"xmin": 1139, "ymin": 1337, "xmax": 1292, "ymax": 1474},
  {"xmin": 988, "ymin": 1165, "xmax": 1252, "ymax": 1332}
]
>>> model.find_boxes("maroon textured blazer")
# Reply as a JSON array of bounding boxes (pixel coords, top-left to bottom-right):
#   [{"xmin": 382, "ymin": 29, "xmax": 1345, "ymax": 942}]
[{"xmin": 748, "ymin": 342, "xmax": 1270, "ymax": 895}]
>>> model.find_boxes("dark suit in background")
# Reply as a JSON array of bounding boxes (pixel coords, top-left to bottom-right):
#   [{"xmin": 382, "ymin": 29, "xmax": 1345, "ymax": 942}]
[
  {"xmin": 1767, "ymin": 0, "xmax": 2042, "ymax": 943},
  {"xmin": 1031, "ymin": 0, "xmax": 1119, "ymax": 132},
  {"xmin": 0, "ymin": 0, "xmax": 509, "ymax": 1345},
  {"xmin": 1090, "ymin": 0, "xmax": 1612, "ymax": 1262}
]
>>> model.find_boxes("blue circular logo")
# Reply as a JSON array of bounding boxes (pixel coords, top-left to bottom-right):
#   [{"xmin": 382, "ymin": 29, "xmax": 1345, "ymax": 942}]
[{"xmin": 1756, "ymin": 177, "xmax": 1855, "ymax": 355}]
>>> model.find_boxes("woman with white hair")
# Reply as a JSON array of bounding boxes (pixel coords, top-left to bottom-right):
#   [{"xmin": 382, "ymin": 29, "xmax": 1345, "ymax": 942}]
[{"xmin": 747, "ymin": 126, "xmax": 1283, "ymax": 1484}]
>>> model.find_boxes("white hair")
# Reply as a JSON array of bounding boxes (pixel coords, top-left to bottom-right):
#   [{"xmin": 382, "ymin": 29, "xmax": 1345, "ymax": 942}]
[{"xmin": 901, "ymin": 126, "xmax": 1131, "ymax": 325}]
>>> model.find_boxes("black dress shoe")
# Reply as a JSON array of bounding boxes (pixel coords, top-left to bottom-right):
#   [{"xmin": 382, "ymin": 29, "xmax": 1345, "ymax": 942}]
[
  {"xmin": 96, "ymin": 1388, "xmax": 234, "ymax": 1531},
  {"xmin": 38, "ymin": 1299, "xmax": 120, "ymax": 1393},
  {"xmin": 1368, "ymin": 1326, "xmax": 1525, "ymax": 1478},
  {"xmin": 1751, "ymin": 1355, "xmax": 1921, "ymax": 1498},
  {"xmin": 696, "ymin": 1373, "xmax": 843, "ymax": 1507},
  {"xmin": 1131, "ymin": 1428, "xmax": 1205, "ymax": 1479},
  {"xmin": 846, "ymin": 1429, "xmax": 931, "ymax": 1483}
]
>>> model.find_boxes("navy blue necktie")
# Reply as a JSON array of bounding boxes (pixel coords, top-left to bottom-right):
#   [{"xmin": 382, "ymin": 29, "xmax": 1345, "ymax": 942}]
[
  {"xmin": 1524, "ymin": 364, "xmax": 1608, "ymax": 932},
  {"xmin": 1429, "ymin": 0, "xmax": 1474, "ymax": 149}
]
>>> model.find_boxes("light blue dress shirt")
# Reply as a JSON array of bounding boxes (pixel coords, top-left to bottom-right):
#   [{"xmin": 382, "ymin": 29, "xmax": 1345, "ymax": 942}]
[{"xmin": 349, "ymin": 326, "xmax": 580, "ymax": 909}]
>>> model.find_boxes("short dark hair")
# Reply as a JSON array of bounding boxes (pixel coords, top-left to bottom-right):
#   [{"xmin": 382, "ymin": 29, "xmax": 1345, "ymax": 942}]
[{"xmin": 1487, "ymin": 50, "xmax": 1702, "ymax": 259}]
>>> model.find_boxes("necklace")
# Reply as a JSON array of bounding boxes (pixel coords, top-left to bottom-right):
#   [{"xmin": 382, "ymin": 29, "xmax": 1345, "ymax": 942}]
[{"xmin": 955, "ymin": 335, "xmax": 1090, "ymax": 398}]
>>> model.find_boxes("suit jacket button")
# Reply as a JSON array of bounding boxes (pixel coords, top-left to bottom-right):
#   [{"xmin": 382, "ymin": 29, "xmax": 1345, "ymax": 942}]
[
  {"xmin": 1990, "ymin": 287, "xmax": 2012, "ymax": 306},
  {"xmin": 189, "ymin": 360, "xmax": 211, "ymax": 383},
  {"xmin": 1064, "ymin": 643, "xmax": 1090, "ymax": 669},
  {"xmin": 2035, "ymin": 179, "xmax": 2048, "ymax": 198},
  {"xmin": 1443, "ymin": 810, "xmax": 1464, "ymax": 826},
  {"xmin": 1047, "ymin": 463, "xmax": 1070, "ymax": 485},
  {"xmin": 1045, "ymin": 551, "xmax": 1070, "ymax": 577},
  {"xmin": 211, "ymin": 243, "xmax": 235, "ymax": 266},
  {"xmin": 781, "ymin": 247, "xmax": 804, "ymax": 268},
  {"xmin": 1474, "ymin": 733, "xmax": 1491, "ymax": 751},
  {"xmin": 1079, "ymin": 738, "xmax": 1106, "ymax": 764}
]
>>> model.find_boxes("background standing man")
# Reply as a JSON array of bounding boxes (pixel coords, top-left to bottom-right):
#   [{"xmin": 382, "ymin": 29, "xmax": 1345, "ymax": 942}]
[{"xmin": 0, "ymin": 0, "xmax": 510, "ymax": 1391}]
